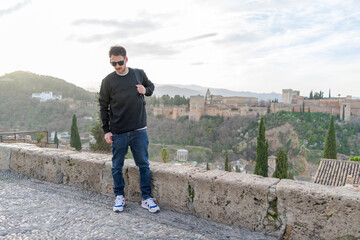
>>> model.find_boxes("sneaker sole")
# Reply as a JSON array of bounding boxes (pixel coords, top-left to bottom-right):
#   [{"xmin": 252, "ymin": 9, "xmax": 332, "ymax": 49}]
[
  {"xmin": 113, "ymin": 207, "xmax": 124, "ymax": 212},
  {"xmin": 141, "ymin": 204, "xmax": 160, "ymax": 213},
  {"xmin": 113, "ymin": 203, "xmax": 125, "ymax": 212}
]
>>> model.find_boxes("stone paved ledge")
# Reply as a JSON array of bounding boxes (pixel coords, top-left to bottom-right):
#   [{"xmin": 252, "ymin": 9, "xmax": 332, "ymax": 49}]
[
  {"xmin": 1, "ymin": 143, "xmax": 360, "ymax": 240},
  {"xmin": 0, "ymin": 170, "xmax": 277, "ymax": 240}
]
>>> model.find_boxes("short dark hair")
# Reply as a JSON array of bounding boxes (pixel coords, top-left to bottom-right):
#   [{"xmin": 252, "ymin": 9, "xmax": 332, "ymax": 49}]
[{"xmin": 109, "ymin": 46, "xmax": 126, "ymax": 58}]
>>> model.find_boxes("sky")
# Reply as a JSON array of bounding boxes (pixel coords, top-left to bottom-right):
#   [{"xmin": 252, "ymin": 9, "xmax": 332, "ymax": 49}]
[{"xmin": 1, "ymin": 0, "xmax": 360, "ymax": 97}]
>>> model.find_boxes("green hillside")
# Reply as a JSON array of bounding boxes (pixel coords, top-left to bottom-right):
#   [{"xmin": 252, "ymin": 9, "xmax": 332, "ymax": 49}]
[
  {"xmin": 147, "ymin": 111, "xmax": 360, "ymax": 162},
  {"xmin": 0, "ymin": 71, "xmax": 97, "ymax": 133},
  {"xmin": 0, "ymin": 71, "xmax": 94, "ymax": 101}
]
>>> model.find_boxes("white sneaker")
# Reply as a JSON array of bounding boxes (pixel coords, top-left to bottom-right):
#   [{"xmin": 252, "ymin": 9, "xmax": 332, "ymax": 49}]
[
  {"xmin": 141, "ymin": 198, "xmax": 160, "ymax": 213},
  {"xmin": 113, "ymin": 195, "xmax": 125, "ymax": 212}
]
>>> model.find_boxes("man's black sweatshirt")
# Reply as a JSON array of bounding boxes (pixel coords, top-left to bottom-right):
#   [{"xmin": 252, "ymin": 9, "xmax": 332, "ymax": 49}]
[{"xmin": 99, "ymin": 68, "xmax": 155, "ymax": 134}]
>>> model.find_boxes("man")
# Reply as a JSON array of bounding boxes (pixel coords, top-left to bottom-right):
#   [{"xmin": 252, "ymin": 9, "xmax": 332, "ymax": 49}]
[{"xmin": 99, "ymin": 45, "xmax": 160, "ymax": 213}]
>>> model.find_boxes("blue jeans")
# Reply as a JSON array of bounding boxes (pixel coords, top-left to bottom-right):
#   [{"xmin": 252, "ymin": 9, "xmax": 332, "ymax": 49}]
[{"xmin": 111, "ymin": 129, "xmax": 151, "ymax": 200}]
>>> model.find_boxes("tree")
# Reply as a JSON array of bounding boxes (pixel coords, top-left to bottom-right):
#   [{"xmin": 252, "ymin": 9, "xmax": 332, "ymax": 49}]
[
  {"xmin": 309, "ymin": 90, "xmax": 313, "ymax": 99},
  {"xmin": 90, "ymin": 92, "xmax": 111, "ymax": 152},
  {"xmin": 90, "ymin": 118, "xmax": 111, "ymax": 152},
  {"xmin": 273, "ymin": 149, "xmax": 288, "ymax": 179},
  {"xmin": 314, "ymin": 91, "xmax": 324, "ymax": 99},
  {"xmin": 224, "ymin": 153, "xmax": 231, "ymax": 172},
  {"xmin": 160, "ymin": 148, "xmax": 170, "ymax": 163},
  {"xmin": 54, "ymin": 131, "xmax": 59, "ymax": 147},
  {"xmin": 70, "ymin": 114, "xmax": 82, "ymax": 151},
  {"xmin": 307, "ymin": 107, "xmax": 311, "ymax": 122},
  {"xmin": 36, "ymin": 132, "xmax": 45, "ymax": 143},
  {"xmin": 206, "ymin": 162, "xmax": 210, "ymax": 170},
  {"xmin": 174, "ymin": 95, "xmax": 181, "ymax": 106},
  {"xmin": 302, "ymin": 102, "xmax": 305, "ymax": 113},
  {"xmin": 323, "ymin": 116, "xmax": 337, "ymax": 159},
  {"xmin": 161, "ymin": 94, "xmax": 171, "ymax": 106},
  {"xmin": 235, "ymin": 165, "xmax": 240, "ymax": 173},
  {"xmin": 329, "ymin": 89, "xmax": 331, "ymax": 98},
  {"xmin": 254, "ymin": 117, "xmax": 268, "ymax": 177}
]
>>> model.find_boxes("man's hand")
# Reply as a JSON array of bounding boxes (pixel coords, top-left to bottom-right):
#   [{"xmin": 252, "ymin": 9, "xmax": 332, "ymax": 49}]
[
  {"xmin": 136, "ymin": 85, "xmax": 146, "ymax": 95},
  {"xmin": 105, "ymin": 132, "xmax": 113, "ymax": 144}
]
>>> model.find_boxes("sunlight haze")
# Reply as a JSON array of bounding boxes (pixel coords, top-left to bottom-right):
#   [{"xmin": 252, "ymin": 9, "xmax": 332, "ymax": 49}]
[{"xmin": 1, "ymin": 0, "xmax": 359, "ymax": 97}]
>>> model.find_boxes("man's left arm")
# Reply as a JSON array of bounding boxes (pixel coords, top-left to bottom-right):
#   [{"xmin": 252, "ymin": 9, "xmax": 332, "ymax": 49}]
[{"xmin": 141, "ymin": 70, "xmax": 155, "ymax": 96}]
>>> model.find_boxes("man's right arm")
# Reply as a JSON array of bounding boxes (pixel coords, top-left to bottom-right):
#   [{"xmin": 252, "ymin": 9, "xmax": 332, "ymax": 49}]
[{"xmin": 99, "ymin": 78, "xmax": 113, "ymax": 143}]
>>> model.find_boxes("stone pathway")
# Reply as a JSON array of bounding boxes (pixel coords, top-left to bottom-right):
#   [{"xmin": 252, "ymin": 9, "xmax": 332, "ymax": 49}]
[{"xmin": 0, "ymin": 170, "xmax": 278, "ymax": 240}]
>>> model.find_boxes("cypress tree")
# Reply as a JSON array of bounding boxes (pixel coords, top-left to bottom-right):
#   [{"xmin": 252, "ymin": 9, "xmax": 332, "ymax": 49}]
[
  {"xmin": 70, "ymin": 114, "xmax": 82, "ymax": 151},
  {"xmin": 206, "ymin": 162, "xmax": 210, "ymax": 170},
  {"xmin": 54, "ymin": 131, "xmax": 59, "ymax": 147},
  {"xmin": 302, "ymin": 102, "xmax": 305, "ymax": 113},
  {"xmin": 307, "ymin": 107, "xmax": 311, "ymax": 122},
  {"xmin": 273, "ymin": 149, "xmax": 288, "ymax": 179},
  {"xmin": 224, "ymin": 153, "xmax": 231, "ymax": 172},
  {"xmin": 323, "ymin": 116, "xmax": 337, "ymax": 159},
  {"xmin": 235, "ymin": 165, "xmax": 240, "ymax": 173},
  {"xmin": 254, "ymin": 117, "xmax": 268, "ymax": 177}
]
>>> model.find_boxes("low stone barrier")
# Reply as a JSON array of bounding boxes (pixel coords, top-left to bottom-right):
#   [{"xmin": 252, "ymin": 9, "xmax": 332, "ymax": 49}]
[{"xmin": 0, "ymin": 143, "xmax": 359, "ymax": 240}]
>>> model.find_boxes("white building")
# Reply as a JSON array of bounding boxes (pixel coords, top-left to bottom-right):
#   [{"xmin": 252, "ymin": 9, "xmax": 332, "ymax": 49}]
[
  {"xmin": 32, "ymin": 91, "xmax": 62, "ymax": 102},
  {"xmin": 175, "ymin": 149, "xmax": 188, "ymax": 162}
]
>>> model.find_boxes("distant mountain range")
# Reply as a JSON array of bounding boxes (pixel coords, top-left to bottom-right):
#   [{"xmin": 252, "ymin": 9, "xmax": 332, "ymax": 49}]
[{"xmin": 153, "ymin": 84, "xmax": 282, "ymax": 102}]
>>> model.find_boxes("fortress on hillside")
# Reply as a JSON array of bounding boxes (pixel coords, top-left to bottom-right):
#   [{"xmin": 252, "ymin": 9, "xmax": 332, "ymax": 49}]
[
  {"xmin": 276, "ymin": 89, "xmax": 360, "ymax": 121},
  {"xmin": 153, "ymin": 89, "xmax": 360, "ymax": 121}
]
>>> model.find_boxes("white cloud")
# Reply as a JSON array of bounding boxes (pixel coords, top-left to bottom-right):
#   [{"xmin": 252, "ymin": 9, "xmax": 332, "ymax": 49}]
[{"xmin": 0, "ymin": 0, "xmax": 31, "ymax": 17}]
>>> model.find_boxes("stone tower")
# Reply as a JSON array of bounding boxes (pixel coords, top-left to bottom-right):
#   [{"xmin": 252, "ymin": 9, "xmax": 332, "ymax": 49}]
[
  {"xmin": 282, "ymin": 89, "xmax": 300, "ymax": 104},
  {"xmin": 205, "ymin": 89, "xmax": 211, "ymax": 105},
  {"xmin": 189, "ymin": 95, "xmax": 205, "ymax": 121},
  {"xmin": 340, "ymin": 97, "xmax": 351, "ymax": 121}
]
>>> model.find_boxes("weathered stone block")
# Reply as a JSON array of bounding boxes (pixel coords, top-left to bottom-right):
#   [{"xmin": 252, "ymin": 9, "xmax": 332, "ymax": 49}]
[
  {"xmin": 123, "ymin": 160, "xmax": 141, "ymax": 201},
  {"xmin": 40, "ymin": 149, "xmax": 64, "ymax": 183},
  {"xmin": 150, "ymin": 163, "xmax": 202, "ymax": 212},
  {"xmin": 9, "ymin": 144, "xmax": 67, "ymax": 183},
  {"xmin": 101, "ymin": 160, "xmax": 114, "ymax": 195},
  {"xmin": 277, "ymin": 179, "xmax": 360, "ymax": 240},
  {"xmin": 59, "ymin": 152, "xmax": 109, "ymax": 193},
  {"xmin": 9, "ymin": 144, "xmax": 38, "ymax": 175},
  {"xmin": 192, "ymin": 171, "xmax": 279, "ymax": 233},
  {"xmin": 0, "ymin": 144, "xmax": 12, "ymax": 170}
]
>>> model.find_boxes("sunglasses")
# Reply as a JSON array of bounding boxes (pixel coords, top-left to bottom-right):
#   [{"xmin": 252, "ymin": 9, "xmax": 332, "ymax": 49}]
[{"xmin": 110, "ymin": 59, "xmax": 126, "ymax": 66}]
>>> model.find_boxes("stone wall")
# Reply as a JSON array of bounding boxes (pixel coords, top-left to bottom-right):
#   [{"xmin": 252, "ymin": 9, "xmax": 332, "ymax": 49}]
[
  {"xmin": 189, "ymin": 95, "xmax": 205, "ymax": 121},
  {"xmin": 1, "ymin": 143, "xmax": 359, "ymax": 240}
]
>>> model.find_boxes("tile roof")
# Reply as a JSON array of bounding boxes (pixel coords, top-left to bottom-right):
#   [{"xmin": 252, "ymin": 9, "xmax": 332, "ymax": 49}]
[{"xmin": 313, "ymin": 159, "xmax": 360, "ymax": 187}]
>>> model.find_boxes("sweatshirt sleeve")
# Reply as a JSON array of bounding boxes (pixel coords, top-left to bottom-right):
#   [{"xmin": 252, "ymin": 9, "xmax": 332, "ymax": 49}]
[
  {"xmin": 141, "ymin": 70, "xmax": 155, "ymax": 96},
  {"xmin": 99, "ymin": 77, "xmax": 111, "ymax": 134}
]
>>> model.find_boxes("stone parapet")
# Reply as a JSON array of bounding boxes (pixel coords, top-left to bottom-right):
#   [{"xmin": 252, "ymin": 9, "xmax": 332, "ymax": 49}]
[
  {"xmin": 1, "ymin": 143, "xmax": 359, "ymax": 240},
  {"xmin": 277, "ymin": 180, "xmax": 360, "ymax": 240}
]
